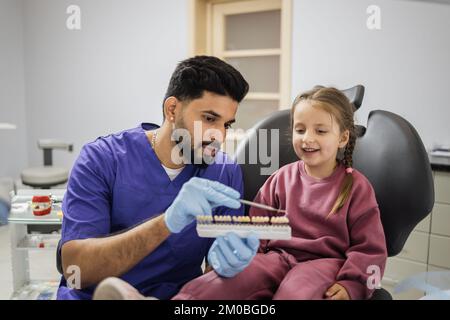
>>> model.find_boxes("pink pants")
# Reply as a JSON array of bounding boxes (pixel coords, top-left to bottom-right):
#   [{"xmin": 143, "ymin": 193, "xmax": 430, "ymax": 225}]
[{"xmin": 172, "ymin": 251, "xmax": 345, "ymax": 300}]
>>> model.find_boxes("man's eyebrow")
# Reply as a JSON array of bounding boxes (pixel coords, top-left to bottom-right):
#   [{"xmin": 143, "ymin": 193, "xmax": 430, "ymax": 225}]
[
  {"xmin": 203, "ymin": 110, "xmax": 235, "ymax": 124},
  {"xmin": 203, "ymin": 110, "xmax": 221, "ymax": 118}
]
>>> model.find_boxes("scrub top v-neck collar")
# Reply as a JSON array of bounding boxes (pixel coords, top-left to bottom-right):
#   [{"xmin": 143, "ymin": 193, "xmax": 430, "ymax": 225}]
[{"xmin": 139, "ymin": 123, "xmax": 200, "ymax": 190}]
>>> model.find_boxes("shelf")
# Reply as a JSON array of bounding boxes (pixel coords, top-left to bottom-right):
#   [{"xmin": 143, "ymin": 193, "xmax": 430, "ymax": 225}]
[
  {"xmin": 8, "ymin": 189, "xmax": 65, "ymax": 300},
  {"xmin": 8, "ymin": 201, "xmax": 63, "ymax": 225},
  {"xmin": 16, "ymin": 234, "xmax": 61, "ymax": 251},
  {"xmin": 8, "ymin": 216, "xmax": 62, "ymax": 225},
  {"xmin": 10, "ymin": 281, "xmax": 60, "ymax": 300},
  {"xmin": 222, "ymin": 48, "xmax": 281, "ymax": 58},
  {"xmin": 10, "ymin": 189, "xmax": 65, "ymax": 201},
  {"xmin": 245, "ymin": 92, "xmax": 280, "ymax": 100}
]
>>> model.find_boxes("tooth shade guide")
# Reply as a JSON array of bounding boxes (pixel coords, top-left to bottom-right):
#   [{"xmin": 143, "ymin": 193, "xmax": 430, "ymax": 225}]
[
  {"xmin": 270, "ymin": 216, "xmax": 289, "ymax": 224},
  {"xmin": 196, "ymin": 215, "xmax": 289, "ymax": 225},
  {"xmin": 196, "ymin": 215, "xmax": 291, "ymax": 240},
  {"xmin": 251, "ymin": 216, "xmax": 269, "ymax": 224},
  {"xmin": 198, "ymin": 215, "xmax": 213, "ymax": 223}
]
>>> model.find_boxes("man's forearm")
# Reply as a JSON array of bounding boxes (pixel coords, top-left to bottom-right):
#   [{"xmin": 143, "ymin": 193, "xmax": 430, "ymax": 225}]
[{"xmin": 62, "ymin": 214, "xmax": 170, "ymax": 289}]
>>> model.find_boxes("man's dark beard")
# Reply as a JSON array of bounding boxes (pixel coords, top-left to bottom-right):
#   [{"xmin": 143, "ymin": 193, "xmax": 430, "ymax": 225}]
[{"xmin": 174, "ymin": 135, "xmax": 221, "ymax": 169}]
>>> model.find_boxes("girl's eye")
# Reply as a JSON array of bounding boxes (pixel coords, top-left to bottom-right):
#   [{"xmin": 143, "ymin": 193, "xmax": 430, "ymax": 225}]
[
  {"xmin": 317, "ymin": 130, "xmax": 327, "ymax": 134},
  {"xmin": 296, "ymin": 129, "xmax": 305, "ymax": 134},
  {"xmin": 225, "ymin": 123, "xmax": 232, "ymax": 130}
]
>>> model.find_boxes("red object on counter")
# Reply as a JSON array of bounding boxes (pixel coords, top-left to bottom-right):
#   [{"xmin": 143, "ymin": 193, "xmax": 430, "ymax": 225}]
[{"xmin": 31, "ymin": 195, "xmax": 52, "ymax": 216}]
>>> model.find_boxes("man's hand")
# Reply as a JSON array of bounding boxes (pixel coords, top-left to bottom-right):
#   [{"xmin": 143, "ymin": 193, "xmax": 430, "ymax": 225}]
[
  {"xmin": 208, "ymin": 232, "xmax": 259, "ymax": 278},
  {"xmin": 164, "ymin": 177, "xmax": 241, "ymax": 233},
  {"xmin": 325, "ymin": 283, "xmax": 350, "ymax": 300}
]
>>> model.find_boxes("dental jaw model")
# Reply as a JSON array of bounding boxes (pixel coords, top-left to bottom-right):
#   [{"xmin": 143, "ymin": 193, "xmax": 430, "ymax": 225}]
[
  {"xmin": 31, "ymin": 195, "xmax": 52, "ymax": 216},
  {"xmin": 196, "ymin": 215, "xmax": 291, "ymax": 240}
]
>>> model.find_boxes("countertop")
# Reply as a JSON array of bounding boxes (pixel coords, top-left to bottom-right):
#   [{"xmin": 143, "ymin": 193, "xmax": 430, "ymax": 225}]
[{"xmin": 429, "ymin": 154, "xmax": 450, "ymax": 172}]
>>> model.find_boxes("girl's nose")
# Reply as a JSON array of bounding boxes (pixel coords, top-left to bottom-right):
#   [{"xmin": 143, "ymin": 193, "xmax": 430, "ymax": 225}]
[{"xmin": 303, "ymin": 131, "xmax": 315, "ymax": 143}]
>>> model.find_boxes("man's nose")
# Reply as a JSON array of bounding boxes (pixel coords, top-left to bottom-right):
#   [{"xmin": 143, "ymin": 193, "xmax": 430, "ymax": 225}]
[
  {"xmin": 212, "ymin": 134, "xmax": 224, "ymax": 145},
  {"xmin": 205, "ymin": 129, "xmax": 224, "ymax": 144}
]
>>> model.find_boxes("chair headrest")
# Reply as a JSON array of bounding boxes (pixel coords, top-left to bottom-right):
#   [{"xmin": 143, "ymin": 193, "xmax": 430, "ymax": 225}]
[{"xmin": 342, "ymin": 85, "xmax": 365, "ymax": 110}]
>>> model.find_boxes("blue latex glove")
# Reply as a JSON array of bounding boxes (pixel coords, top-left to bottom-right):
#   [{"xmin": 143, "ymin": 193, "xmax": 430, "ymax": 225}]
[
  {"xmin": 0, "ymin": 199, "xmax": 10, "ymax": 225},
  {"xmin": 164, "ymin": 177, "xmax": 241, "ymax": 233},
  {"xmin": 208, "ymin": 232, "xmax": 259, "ymax": 278}
]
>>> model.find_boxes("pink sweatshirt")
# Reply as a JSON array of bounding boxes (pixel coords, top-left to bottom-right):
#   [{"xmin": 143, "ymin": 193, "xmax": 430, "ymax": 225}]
[{"xmin": 249, "ymin": 160, "xmax": 388, "ymax": 299}]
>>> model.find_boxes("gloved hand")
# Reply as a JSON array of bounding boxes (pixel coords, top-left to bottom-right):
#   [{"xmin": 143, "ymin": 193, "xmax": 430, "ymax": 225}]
[
  {"xmin": 164, "ymin": 177, "xmax": 241, "ymax": 233},
  {"xmin": 0, "ymin": 186, "xmax": 10, "ymax": 225},
  {"xmin": 0, "ymin": 200, "xmax": 9, "ymax": 225},
  {"xmin": 208, "ymin": 232, "xmax": 259, "ymax": 278}
]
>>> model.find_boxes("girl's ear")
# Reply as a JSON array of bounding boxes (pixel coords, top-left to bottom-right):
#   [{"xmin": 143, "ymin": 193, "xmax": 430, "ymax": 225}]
[{"xmin": 339, "ymin": 129, "xmax": 350, "ymax": 148}]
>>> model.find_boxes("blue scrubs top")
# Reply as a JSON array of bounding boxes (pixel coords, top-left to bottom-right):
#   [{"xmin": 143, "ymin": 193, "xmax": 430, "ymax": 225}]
[{"xmin": 57, "ymin": 123, "xmax": 244, "ymax": 300}]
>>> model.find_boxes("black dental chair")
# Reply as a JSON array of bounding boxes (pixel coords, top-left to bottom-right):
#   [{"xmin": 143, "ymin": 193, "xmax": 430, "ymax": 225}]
[{"xmin": 234, "ymin": 85, "xmax": 435, "ymax": 300}]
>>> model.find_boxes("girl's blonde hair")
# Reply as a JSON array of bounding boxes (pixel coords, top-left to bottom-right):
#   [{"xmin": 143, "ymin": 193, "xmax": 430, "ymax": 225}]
[{"xmin": 291, "ymin": 86, "xmax": 356, "ymax": 218}]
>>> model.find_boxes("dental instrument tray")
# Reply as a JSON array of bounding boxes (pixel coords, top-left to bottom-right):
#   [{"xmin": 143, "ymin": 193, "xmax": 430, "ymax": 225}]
[{"xmin": 196, "ymin": 215, "xmax": 291, "ymax": 240}]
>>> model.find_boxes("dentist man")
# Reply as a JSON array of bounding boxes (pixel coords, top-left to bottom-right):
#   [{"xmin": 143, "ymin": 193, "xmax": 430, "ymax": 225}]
[{"xmin": 58, "ymin": 56, "xmax": 259, "ymax": 300}]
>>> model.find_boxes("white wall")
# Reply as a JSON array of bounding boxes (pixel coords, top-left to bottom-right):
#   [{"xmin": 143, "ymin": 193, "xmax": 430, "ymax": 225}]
[
  {"xmin": 0, "ymin": 0, "xmax": 28, "ymax": 179},
  {"xmin": 22, "ymin": 0, "xmax": 189, "ymax": 169},
  {"xmin": 292, "ymin": 0, "xmax": 450, "ymax": 149},
  {"xmin": 4, "ymin": 0, "xmax": 450, "ymax": 177}
]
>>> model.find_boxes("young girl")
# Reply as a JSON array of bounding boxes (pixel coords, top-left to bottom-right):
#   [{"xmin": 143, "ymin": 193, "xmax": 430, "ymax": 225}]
[{"xmin": 171, "ymin": 86, "xmax": 388, "ymax": 300}]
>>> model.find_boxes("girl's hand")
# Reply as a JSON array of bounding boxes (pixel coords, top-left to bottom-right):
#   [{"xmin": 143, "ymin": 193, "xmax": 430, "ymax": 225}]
[{"xmin": 325, "ymin": 283, "xmax": 350, "ymax": 300}]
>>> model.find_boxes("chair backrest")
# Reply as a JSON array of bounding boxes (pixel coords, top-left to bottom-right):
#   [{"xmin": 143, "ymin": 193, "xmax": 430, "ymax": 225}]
[
  {"xmin": 352, "ymin": 110, "xmax": 434, "ymax": 255},
  {"xmin": 234, "ymin": 85, "xmax": 434, "ymax": 256}
]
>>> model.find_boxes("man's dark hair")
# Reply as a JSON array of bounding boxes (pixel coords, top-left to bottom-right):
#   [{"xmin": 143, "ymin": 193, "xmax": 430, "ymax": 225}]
[{"xmin": 162, "ymin": 56, "xmax": 249, "ymax": 117}]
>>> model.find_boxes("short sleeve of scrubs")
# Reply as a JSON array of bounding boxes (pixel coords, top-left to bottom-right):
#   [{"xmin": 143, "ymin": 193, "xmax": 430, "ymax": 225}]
[{"xmin": 60, "ymin": 142, "xmax": 115, "ymax": 246}]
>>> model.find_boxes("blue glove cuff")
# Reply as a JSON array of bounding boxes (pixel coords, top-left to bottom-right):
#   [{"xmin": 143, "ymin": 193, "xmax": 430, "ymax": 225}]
[{"xmin": 164, "ymin": 209, "xmax": 182, "ymax": 233}]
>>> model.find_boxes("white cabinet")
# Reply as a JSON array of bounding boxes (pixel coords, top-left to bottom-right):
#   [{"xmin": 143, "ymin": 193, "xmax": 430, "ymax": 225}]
[
  {"xmin": 431, "ymin": 203, "xmax": 450, "ymax": 236},
  {"xmin": 8, "ymin": 189, "xmax": 64, "ymax": 300},
  {"xmin": 383, "ymin": 257, "xmax": 427, "ymax": 300},
  {"xmin": 435, "ymin": 172, "xmax": 450, "ymax": 204},
  {"xmin": 397, "ymin": 230, "xmax": 429, "ymax": 263},
  {"xmin": 382, "ymin": 170, "xmax": 450, "ymax": 299},
  {"xmin": 429, "ymin": 234, "xmax": 450, "ymax": 269},
  {"xmin": 429, "ymin": 171, "xmax": 450, "ymax": 271}
]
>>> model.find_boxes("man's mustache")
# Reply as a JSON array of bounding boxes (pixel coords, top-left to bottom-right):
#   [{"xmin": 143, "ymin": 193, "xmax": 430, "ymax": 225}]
[
  {"xmin": 174, "ymin": 136, "xmax": 222, "ymax": 151},
  {"xmin": 201, "ymin": 140, "xmax": 221, "ymax": 150}
]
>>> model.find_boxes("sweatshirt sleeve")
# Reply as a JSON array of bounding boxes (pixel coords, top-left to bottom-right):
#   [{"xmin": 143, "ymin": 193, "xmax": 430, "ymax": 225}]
[{"xmin": 336, "ymin": 178, "xmax": 388, "ymax": 300}]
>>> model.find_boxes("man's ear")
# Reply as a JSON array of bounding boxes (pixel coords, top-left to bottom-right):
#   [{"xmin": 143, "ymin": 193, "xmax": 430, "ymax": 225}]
[
  {"xmin": 163, "ymin": 97, "xmax": 178, "ymax": 122},
  {"xmin": 339, "ymin": 129, "xmax": 350, "ymax": 148}
]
